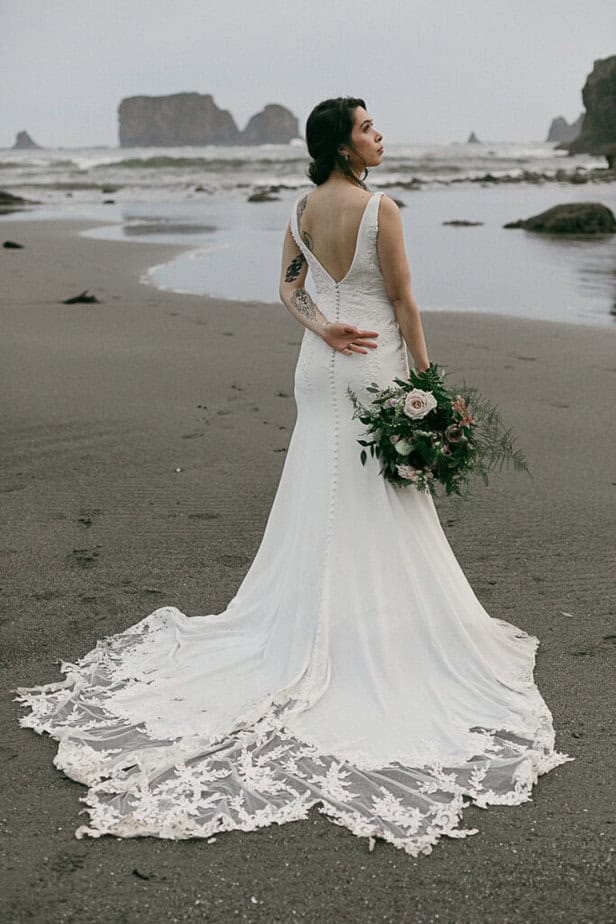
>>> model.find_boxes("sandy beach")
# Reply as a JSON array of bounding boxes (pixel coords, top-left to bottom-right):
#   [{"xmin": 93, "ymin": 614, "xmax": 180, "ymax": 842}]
[{"xmin": 1, "ymin": 218, "xmax": 615, "ymax": 923}]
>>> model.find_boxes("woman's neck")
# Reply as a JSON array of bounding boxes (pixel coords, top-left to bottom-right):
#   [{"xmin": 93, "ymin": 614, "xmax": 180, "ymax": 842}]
[{"xmin": 329, "ymin": 167, "xmax": 367, "ymax": 190}]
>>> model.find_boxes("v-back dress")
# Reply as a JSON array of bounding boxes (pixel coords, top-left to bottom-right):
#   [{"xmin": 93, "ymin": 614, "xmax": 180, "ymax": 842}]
[{"xmin": 15, "ymin": 192, "xmax": 570, "ymax": 855}]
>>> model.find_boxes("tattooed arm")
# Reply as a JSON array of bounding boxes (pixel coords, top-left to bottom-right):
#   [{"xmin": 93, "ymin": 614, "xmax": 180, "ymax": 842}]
[
  {"xmin": 279, "ymin": 224, "xmax": 330, "ymax": 334},
  {"xmin": 279, "ymin": 225, "xmax": 379, "ymax": 355}
]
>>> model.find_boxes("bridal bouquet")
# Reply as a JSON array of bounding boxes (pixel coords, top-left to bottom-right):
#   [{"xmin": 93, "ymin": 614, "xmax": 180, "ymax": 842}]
[{"xmin": 348, "ymin": 364, "xmax": 528, "ymax": 497}]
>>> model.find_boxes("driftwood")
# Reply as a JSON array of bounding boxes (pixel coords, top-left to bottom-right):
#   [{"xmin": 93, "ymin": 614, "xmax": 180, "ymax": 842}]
[{"xmin": 62, "ymin": 290, "xmax": 101, "ymax": 304}]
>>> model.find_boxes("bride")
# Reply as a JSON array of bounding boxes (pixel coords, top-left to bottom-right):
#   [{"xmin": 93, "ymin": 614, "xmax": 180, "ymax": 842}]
[{"xmin": 15, "ymin": 97, "xmax": 570, "ymax": 856}]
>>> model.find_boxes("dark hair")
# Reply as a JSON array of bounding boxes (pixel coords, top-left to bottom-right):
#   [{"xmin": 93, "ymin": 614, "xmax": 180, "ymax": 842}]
[{"xmin": 306, "ymin": 97, "xmax": 367, "ymax": 186}]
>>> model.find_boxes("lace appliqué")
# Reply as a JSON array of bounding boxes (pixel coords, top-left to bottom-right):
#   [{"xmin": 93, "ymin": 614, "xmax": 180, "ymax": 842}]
[{"xmin": 15, "ymin": 610, "xmax": 572, "ymax": 853}]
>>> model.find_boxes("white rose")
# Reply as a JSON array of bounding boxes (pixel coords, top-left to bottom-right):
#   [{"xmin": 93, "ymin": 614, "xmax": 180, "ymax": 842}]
[
  {"xmin": 403, "ymin": 388, "xmax": 437, "ymax": 420},
  {"xmin": 394, "ymin": 439, "xmax": 412, "ymax": 455}
]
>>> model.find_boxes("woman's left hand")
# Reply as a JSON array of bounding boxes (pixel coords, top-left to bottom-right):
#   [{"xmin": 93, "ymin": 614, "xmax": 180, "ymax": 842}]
[{"xmin": 321, "ymin": 322, "xmax": 379, "ymax": 355}]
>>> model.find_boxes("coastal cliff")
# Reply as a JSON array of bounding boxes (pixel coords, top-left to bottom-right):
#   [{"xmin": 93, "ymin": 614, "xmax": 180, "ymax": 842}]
[
  {"xmin": 563, "ymin": 56, "xmax": 616, "ymax": 167},
  {"xmin": 118, "ymin": 94, "xmax": 299, "ymax": 147}
]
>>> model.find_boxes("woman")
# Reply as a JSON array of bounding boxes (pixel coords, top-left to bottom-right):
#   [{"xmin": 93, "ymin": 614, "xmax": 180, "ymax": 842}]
[{"xmin": 16, "ymin": 97, "xmax": 569, "ymax": 856}]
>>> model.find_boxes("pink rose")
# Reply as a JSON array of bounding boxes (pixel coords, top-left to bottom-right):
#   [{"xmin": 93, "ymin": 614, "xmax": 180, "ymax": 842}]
[
  {"xmin": 396, "ymin": 464, "xmax": 418, "ymax": 481},
  {"xmin": 403, "ymin": 389, "xmax": 437, "ymax": 420}
]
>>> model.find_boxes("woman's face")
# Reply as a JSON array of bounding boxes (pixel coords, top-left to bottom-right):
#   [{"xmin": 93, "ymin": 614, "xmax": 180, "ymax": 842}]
[{"xmin": 345, "ymin": 106, "xmax": 384, "ymax": 170}]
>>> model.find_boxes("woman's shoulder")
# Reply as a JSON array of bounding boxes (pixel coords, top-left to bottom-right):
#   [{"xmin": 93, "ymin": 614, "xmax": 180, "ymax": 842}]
[
  {"xmin": 376, "ymin": 193, "xmax": 403, "ymax": 229},
  {"xmin": 376, "ymin": 192, "xmax": 400, "ymax": 213}
]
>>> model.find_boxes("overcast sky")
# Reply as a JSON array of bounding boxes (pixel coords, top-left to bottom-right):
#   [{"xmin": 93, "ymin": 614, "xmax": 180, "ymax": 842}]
[{"xmin": 1, "ymin": 0, "xmax": 614, "ymax": 148}]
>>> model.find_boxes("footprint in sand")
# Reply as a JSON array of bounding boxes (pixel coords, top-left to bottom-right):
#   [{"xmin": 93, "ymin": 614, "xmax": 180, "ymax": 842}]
[
  {"xmin": 78, "ymin": 508, "xmax": 102, "ymax": 527},
  {"xmin": 70, "ymin": 547, "xmax": 101, "ymax": 567},
  {"xmin": 33, "ymin": 590, "xmax": 60, "ymax": 602},
  {"xmin": 218, "ymin": 553, "xmax": 250, "ymax": 567},
  {"xmin": 49, "ymin": 852, "xmax": 88, "ymax": 875}
]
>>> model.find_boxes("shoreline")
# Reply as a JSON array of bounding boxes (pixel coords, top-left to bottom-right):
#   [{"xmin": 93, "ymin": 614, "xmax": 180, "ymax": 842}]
[
  {"xmin": 1, "ymin": 217, "xmax": 615, "ymax": 922},
  {"xmin": 3, "ymin": 210, "xmax": 616, "ymax": 330}
]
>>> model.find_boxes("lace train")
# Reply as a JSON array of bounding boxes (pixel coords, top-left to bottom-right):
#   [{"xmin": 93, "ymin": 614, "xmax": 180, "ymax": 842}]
[{"xmin": 15, "ymin": 606, "xmax": 571, "ymax": 855}]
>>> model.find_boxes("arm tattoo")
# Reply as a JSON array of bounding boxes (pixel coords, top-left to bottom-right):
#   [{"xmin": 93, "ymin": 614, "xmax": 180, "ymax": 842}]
[
  {"xmin": 297, "ymin": 195, "xmax": 313, "ymax": 252},
  {"xmin": 284, "ymin": 252, "xmax": 306, "ymax": 282},
  {"xmin": 290, "ymin": 287, "xmax": 326, "ymax": 326}
]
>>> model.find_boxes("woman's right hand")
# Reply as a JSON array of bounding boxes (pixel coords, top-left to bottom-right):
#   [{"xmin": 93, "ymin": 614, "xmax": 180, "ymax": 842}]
[{"xmin": 321, "ymin": 322, "xmax": 379, "ymax": 356}]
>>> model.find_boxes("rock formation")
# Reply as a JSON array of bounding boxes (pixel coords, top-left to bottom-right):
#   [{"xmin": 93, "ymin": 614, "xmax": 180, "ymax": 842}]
[
  {"xmin": 241, "ymin": 104, "xmax": 299, "ymax": 145},
  {"xmin": 0, "ymin": 190, "xmax": 36, "ymax": 212},
  {"xmin": 503, "ymin": 202, "xmax": 616, "ymax": 234},
  {"xmin": 546, "ymin": 114, "xmax": 584, "ymax": 143},
  {"xmin": 118, "ymin": 94, "xmax": 301, "ymax": 147},
  {"xmin": 118, "ymin": 93, "xmax": 240, "ymax": 146},
  {"xmin": 12, "ymin": 130, "xmax": 41, "ymax": 149},
  {"xmin": 563, "ymin": 56, "xmax": 616, "ymax": 167}
]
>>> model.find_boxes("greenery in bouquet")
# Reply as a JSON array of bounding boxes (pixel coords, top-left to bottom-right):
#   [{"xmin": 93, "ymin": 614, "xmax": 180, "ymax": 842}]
[{"xmin": 348, "ymin": 363, "xmax": 528, "ymax": 497}]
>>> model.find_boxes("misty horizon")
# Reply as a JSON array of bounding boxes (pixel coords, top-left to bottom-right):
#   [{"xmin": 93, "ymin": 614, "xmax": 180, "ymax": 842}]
[{"xmin": 2, "ymin": 0, "xmax": 615, "ymax": 149}]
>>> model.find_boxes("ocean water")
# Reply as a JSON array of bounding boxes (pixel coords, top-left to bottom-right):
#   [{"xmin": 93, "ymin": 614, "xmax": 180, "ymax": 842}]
[{"xmin": 1, "ymin": 142, "xmax": 615, "ymax": 326}]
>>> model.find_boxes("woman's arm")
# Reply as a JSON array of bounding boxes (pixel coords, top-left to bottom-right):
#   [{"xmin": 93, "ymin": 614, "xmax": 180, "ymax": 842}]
[
  {"xmin": 376, "ymin": 197, "xmax": 430, "ymax": 372},
  {"xmin": 279, "ymin": 225, "xmax": 379, "ymax": 356},
  {"xmin": 279, "ymin": 224, "xmax": 330, "ymax": 334}
]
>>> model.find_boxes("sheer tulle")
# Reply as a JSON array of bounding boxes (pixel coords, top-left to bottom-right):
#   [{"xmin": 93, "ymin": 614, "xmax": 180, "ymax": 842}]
[{"xmin": 15, "ymin": 193, "xmax": 571, "ymax": 854}]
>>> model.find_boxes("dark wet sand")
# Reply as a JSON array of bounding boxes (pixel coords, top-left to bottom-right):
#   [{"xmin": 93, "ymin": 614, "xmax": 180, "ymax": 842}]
[{"xmin": 1, "ymin": 218, "xmax": 615, "ymax": 923}]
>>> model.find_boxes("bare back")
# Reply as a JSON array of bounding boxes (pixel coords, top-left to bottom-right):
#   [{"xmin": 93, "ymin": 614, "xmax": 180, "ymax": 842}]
[{"xmin": 297, "ymin": 184, "xmax": 374, "ymax": 284}]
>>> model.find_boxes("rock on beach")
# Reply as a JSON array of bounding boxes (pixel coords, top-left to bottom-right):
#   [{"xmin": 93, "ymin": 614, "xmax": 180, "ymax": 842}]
[{"xmin": 504, "ymin": 202, "xmax": 616, "ymax": 234}]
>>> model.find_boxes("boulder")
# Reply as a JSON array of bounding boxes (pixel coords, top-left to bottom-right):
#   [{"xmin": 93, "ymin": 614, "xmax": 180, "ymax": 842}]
[
  {"xmin": 11, "ymin": 130, "xmax": 41, "ymax": 149},
  {"xmin": 241, "ymin": 104, "xmax": 299, "ymax": 145},
  {"xmin": 247, "ymin": 188, "xmax": 280, "ymax": 202},
  {"xmin": 118, "ymin": 93, "xmax": 240, "ymax": 146},
  {"xmin": 503, "ymin": 202, "xmax": 616, "ymax": 234},
  {"xmin": 0, "ymin": 190, "xmax": 27, "ymax": 206},
  {"xmin": 563, "ymin": 56, "xmax": 616, "ymax": 167},
  {"xmin": 546, "ymin": 114, "xmax": 584, "ymax": 143},
  {"xmin": 0, "ymin": 189, "xmax": 37, "ymax": 212}
]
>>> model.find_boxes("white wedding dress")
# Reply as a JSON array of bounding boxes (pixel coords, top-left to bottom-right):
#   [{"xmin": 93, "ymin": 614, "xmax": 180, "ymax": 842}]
[{"xmin": 16, "ymin": 192, "xmax": 570, "ymax": 855}]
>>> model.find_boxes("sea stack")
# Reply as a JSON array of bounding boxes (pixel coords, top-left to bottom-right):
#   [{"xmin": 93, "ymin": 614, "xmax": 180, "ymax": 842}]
[
  {"xmin": 118, "ymin": 93, "xmax": 301, "ymax": 147},
  {"xmin": 241, "ymin": 104, "xmax": 299, "ymax": 145},
  {"xmin": 118, "ymin": 93, "xmax": 241, "ymax": 146},
  {"xmin": 11, "ymin": 131, "xmax": 41, "ymax": 150},
  {"xmin": 563, "ymin": 56, "xmax": 616, "ymax": 168},
  {"xmin": 546, "ymin": 114, "xmax": 584, "ymax": 143}
]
